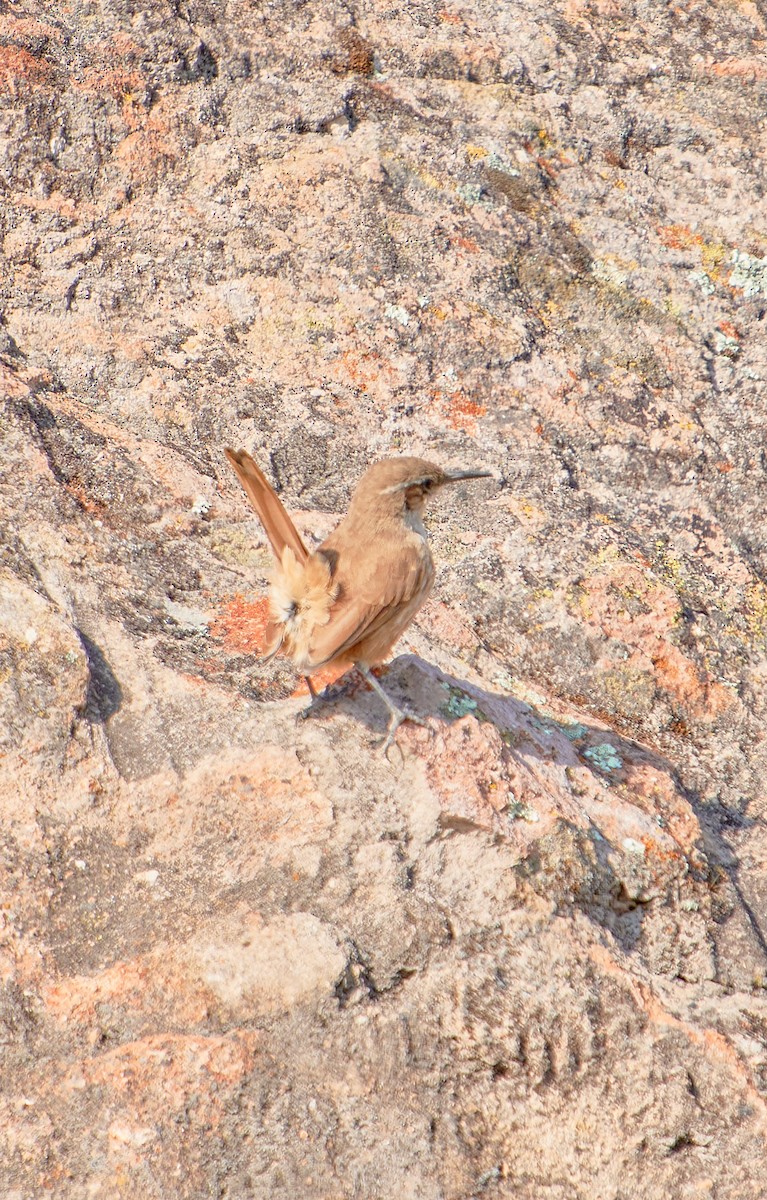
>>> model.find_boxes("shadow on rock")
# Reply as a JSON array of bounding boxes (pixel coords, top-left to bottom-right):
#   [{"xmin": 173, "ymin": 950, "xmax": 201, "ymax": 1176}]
[
  {"xmin": 306, "ymin": 653, "xmax": 723, "ymax": 966},
  {"xmin": 77, "ymin": 630, "xmax": 123, "ymax": 723}
]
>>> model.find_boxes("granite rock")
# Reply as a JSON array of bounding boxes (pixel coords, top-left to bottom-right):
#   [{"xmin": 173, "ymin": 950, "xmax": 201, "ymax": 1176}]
[{"xmin": 2, "ymin": 0, "xmax": 767, "ymax": 1195}]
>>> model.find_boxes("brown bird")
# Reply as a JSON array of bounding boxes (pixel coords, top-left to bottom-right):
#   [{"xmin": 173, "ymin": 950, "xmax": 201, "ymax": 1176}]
[{"xmin": 224, "ymin": 448, "xmax": 491, "ymax": 749}]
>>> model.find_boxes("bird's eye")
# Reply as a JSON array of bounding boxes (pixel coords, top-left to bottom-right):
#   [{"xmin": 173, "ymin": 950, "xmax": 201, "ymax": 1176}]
[{"xmin": 422, "ymin": 479, "xmax": 433, "ymax": 492}]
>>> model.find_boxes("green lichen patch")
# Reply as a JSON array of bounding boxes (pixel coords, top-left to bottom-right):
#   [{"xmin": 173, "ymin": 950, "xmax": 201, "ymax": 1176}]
[
  {"xmin": 440, "ymin": 686, "xmax": 482, "ymax": 720},
  {"xmin": 729, "ymin": 249, "xmax": 767, "ymax": 297},
  {"xmin": 583, "ymin": 743, "xmax": 623, "ymax": 773}
]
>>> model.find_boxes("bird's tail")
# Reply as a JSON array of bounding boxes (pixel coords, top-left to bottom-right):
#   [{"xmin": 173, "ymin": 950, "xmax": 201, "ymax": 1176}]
[
  {"xmin": 224, "ymin": 448, "xmax": 309, "ymax": 564},
  {"xmin": 268, "ymin": 546, "xmax": 339, "ymax": 668}
]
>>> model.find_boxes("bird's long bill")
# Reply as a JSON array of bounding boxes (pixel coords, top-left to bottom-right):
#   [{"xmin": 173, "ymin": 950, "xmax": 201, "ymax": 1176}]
[{"xmin": 443, "ymin": 468, "xmax": 493, "ymax": 483}]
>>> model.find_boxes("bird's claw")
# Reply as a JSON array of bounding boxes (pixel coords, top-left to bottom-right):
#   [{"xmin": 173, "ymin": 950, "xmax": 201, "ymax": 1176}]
[
  {"xmin": 374, "ymin": 705, "xmax": 430, "ymax": 754},
  {"xmin": 296, "ymin": 693, "xmax": 328, "ymax": 723}
]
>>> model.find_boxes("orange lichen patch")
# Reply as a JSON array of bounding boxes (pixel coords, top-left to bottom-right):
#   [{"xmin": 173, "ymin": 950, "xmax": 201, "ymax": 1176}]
[
  {"xmin": 654, "ymin": 228, "xmax": 729, "ymax": 277},
  {"xmin": 619, "ymin": 761, "xmax": 703, "ymax": 855},
  {"xmin": 431, "ymin": 389, "xmax": 487, "ymax": 432},
  {"xmin": 656, "ymin": 224, "xmax": 705, "ymax": 251},
  {"xmin": 71, "ymin": 66, "xmax": 144, "ymax": 100},
  {"xmin": 718, "ymin": 318, "xmax": 740, "ymax": 338},
  {"xmin": 535, "ymin": 154, "xmax": 561, "ymax": 180},
  {"xmin": 43, "ymin": 959, "xmax": 153, "ymax": 1022},
  {"xmin": 107, "ymin": 31, "xmax": 147, "ymax": 58},
  {"xmin": 580, "ymin": 566, "xmax": 734, "ymax": 722},
  {"xmin": 63, "ymin": 1032, "xmax": 260, "ymax": 1114},
  {"xmin": 0, "ymin": 44, "xmax": 54, "ymax": 94},
  {"xmin": 650, "ymin": 645, "xmax": 732, "ymax": 721},
  {"xmin": 439, "ymin": 10, "xmax": 465, "ymax": 23},
  {"xmin": 330, "ymin": 349, "xmax": 400, "ymax": 393},
  {"xmin": 210, "ymin": 594, "xmax": 270, "ymax": 654},
  {"xmin": 705, "ymin": 57, "xmax": 767, "ymax": 81},
  {"xmin": 62, "ymin": 481, "xmax": 105, "ymax": 515},
  {"xmin": 450, "ymin": 235, "xmax": 480, "ymax": 254},
  {"xmin": 43, "ymin": 954, "xmax": 211, "ymax": 1028},
  {"xmin": 114, "ymin": 124, "xmax": 179, "ymax": 177},
  {"xmin": 638, "ymin": 835, "xmax": 686, "ymax": 874}
]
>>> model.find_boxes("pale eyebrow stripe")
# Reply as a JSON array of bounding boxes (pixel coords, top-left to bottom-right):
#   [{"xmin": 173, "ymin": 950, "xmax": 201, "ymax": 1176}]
[{"xmin": 382, "ymin": 477, "xmax": 433, "ymax": 494}]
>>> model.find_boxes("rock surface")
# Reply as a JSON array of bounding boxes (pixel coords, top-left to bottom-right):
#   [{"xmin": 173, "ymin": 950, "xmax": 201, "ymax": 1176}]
[{"xmin": 2, "ymin": 0, "xmax": 767, "ymax": 1195}]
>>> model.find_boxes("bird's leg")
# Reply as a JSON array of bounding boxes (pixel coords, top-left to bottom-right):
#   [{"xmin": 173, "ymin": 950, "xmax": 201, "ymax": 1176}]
[
  {"xmin": 298, "ymin": 673, "xmax": 351, "ymax": 723},
  {"xmin": 356, "ymin": 664, "xmax": 428, "ymax": 752},
  {"xmin": 297, "ymin": 673, "xmax": 330, "ymax": 722}
]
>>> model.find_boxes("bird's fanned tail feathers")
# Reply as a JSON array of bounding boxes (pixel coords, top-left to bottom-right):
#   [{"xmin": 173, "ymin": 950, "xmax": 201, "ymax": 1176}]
[
  {"xmin": 267, "ymin": 547, "xmax": 339, "ymax": 665},
  {"xmin": 224, "ymin": 448, "xmax": 308, "ymax": 564}
]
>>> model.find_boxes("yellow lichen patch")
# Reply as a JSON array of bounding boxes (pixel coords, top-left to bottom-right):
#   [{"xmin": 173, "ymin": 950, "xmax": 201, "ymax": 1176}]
[
  {"xmin": 501, "ymin": 496, "xmax": 549, "ymax": 529},
  {"xmin": 743, "ymin": 581, "xmax": 767, "ymax": 640},
  {"xmin": 656, "ymin": 224, "xmax": 728, "ymax": 282},
  {"xmin": 652, "ymin": 542, "xmax": 687, "ymax": 587},
  {"xmin": 700, "ymin": 240, "xmax": 728, "ymax": 275},
  {"xmin": 663, "ymin": 297, "xmax": 686, "ymax": 319},
  {"xmin": 584, "ymin": 544, "xmax": 624, "ymax": 573},
  {"xmin": 417, "ymin": 168, "xmax": 443, "ymax": 190},
  {"xmin": 597, "ymin": 665, "xmax": 656, "ymax": 717},
  {"xmin": 592, "ymin": 254, "xmax": 637, "ymax": 289},
  {"xmin": 208, "ymin": 527, "xmax": 269, "ymax": 569}
]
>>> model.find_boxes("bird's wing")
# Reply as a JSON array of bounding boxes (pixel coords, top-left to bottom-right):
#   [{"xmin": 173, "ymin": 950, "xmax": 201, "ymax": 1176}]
[
  {"xmin": 224, "ymin": 448, "xmax": 308, "ymax": 565},
  {"xmin": 306, "ymin": 546, "xmax": 432, "ymax": 668}
]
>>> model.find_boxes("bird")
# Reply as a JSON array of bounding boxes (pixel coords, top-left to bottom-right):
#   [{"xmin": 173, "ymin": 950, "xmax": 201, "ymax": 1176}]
[{"xmin": 224, "ymin": 448, "xmax": 491, "ymax": 750}]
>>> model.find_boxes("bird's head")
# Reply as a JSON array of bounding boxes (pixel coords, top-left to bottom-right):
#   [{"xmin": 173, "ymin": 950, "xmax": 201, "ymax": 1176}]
[{"xmin": 350, "ymin": 456, "xmax": 492, "ymax": 519}]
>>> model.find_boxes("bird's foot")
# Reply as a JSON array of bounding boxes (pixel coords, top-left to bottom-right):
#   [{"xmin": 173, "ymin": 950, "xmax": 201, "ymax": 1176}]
[
  {"xmin": 355, "ymin": 663, "xmax": 430, "ymax": 754},
  {"xmin": 297, "ymin": 696, "xmax": 324, "ymax": 723},
  {"xmin": 297, "ymin": 683, "xmax": 331, "ymax": 723},
  {"xmin": 375, "ymin": 704, "xmax": 429, "ymax": 754}
]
